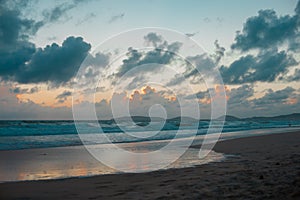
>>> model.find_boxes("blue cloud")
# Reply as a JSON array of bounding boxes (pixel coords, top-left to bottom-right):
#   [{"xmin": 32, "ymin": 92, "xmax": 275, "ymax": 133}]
[{"xmin": 232, "ymin": 3, "xmax": 300, "ymax": 52}]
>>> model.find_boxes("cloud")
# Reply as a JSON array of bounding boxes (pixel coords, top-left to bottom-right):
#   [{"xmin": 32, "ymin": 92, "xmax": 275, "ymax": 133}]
[
  {"xmin": 108, "ymin": 13, "xmax": 125, "ymax": 23},
  {"xmin": 75, "ymin": 86, "xmax": 184, "ymax": 119},
  {"xmin": 185, "ymin": 90, "xmax": 209, "ymax": 100},
  {"xmin": 166, "ymin": 40, "xmax": 227, "ymax": 87},
  {"xmin": 252, "ymin": 86, "xmax": 296, "ymax": 106},
  {"xmin": 20, "ymin": 37, "xmax": 90, "ymax": 85},
  {"xmin": 56, "ymin": 90, "xmax": 72, "ymax": 103},
  {"xmin": 287, "ymin": 68, "xmax": 300, "ymax": 81},
  {"xmin": 225, "ymin": 85, "xmax": 300, "ymax": 117},
  {"xmin": 125, "ymin": 75, "xmax": 146, "ymax": 90},
  {"xmin": 144, "ymin": 32, "xmax": 163, "ymax": 47},
  {"xmin": 42, "ymin": 0, "xmax": 89, "ymax": 23},
  {"xmin": 0, "ymin": 0, "xmax": 87, "ymax": 50},
  {"xmin": 231, "ymin": 5, "xmax": 300, "ymax": 52},
  {"xmin": 0, "ymin": 36, "xmax": 91, "ymax": 86},
  {"xmin": 0, "ymin": 42, "xmax": 36, "ymax": 77},
  {"xmin": 76, "ymin": 12, "xmax": 96, "ymax": 26},
  {"xmin": 0, "ymin": 86, "xmax": 72, "ymax": 120},
  {"xmin": 166, "ymin": 53, "xmax": 216, "ymax": 86},
  {"xmin": 185, "ymin": 55, "xmax": 216, "ymax": 76},
  {"xmin": 220, "ymin": 49, "xmax": 298, "ymax": 84},
  {"xmin": 227, "ymin": 84, "xmax": 254, "ymax": 105},
  {"xmin": 115, "ymin": 33, "xmax": 182, "ymax": 78},
  {"xmin": 110, "ymin": 86, "xmax": 181, "ymax": 118},
  {"xmin": 0, "ymin": 35, "xmax": 111, "ymax": 87},
  {"xmin": 42, "ymin": 3, "xmax": 74, "ymax": 23},
  {"xmin": 221, "ymin": 2, "xmax": 300, "ymax": 85},
  {"xmin": 0, "ymin": 1, "xmax": 98, "ymax": 86},
  {"xmin": 186, "ymin": 85, "xmax": 299, "ymax": 118},
  {"xmin": 185, "ymin": 32, "xmax": 198, "ymax": 38},
  {"xmin": 166, "ymin": 40, "xmax": 226, "ymax": 87},
  {"xmin": 212, "ymin": 40, "xmax": 225, "ymax": 64},
  {"xmin": 296, "ymin": 0, "xmax": 300, "ymax": 14},
  {"xmin": 0, "ymin": 1, "xmax": 42, "ymax": 49},
  {"xmin": 1, "ymin": 83, "xmax": 299, "ymax": 119},
  {"xmin": 10, "ymin": 86, "xmax": 39, "ymax": 94},
  {"xmin": 203, "ymin": 17, "xmax": 211, "ymax": 23},
  {"xmin": 216, "ymin": 17, "xmax": 223, "ymax": 24},
  {"xmin": 47, "ymin": 36, "xmax": 58, "ymax": 41},
  {"xmin": 84, "ymin": 52, "xmax": 110, "ymax": 68}
]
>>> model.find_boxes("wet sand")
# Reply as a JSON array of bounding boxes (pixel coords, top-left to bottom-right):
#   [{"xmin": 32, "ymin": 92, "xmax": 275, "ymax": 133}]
[{"xmin": 0, "ymin": 131, "xmax": 299, "ymax": 199}]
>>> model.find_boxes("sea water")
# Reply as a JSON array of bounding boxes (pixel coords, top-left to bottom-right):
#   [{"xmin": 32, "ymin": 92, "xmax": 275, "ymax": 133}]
[{"xmin": 0, "ymin": 119, "xmax": 299, "ymax": 150}]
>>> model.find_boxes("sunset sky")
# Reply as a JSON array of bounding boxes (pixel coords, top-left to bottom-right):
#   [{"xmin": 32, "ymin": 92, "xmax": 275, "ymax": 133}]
[{"xmin": 0, "ymin": 0, "xmax": 299, "ymax": 119}]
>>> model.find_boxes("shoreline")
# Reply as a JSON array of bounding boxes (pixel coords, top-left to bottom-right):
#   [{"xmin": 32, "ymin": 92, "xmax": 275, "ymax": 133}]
[
  {"xmin": 0, "ymin": 130, "xmax": 299, "ymax": 199},
  {"xmin": 0, "ymin": 127, "xmax": 299, "ymax": 184}
]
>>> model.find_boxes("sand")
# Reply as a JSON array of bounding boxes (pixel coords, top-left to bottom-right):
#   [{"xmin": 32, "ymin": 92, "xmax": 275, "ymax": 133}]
[{"xmin": 0, "ymin": 131, "xmax": 299, "ymax": 199}]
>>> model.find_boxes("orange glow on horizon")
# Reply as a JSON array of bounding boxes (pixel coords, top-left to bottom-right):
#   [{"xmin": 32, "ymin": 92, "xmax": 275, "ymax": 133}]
[{"xmin": 15, "ymin": 88, "xmax": 72, "ymax": 108}]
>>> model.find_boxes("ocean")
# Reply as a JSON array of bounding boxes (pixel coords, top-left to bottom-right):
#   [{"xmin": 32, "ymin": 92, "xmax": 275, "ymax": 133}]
[{"xmin": 0, "ymin": 118, "xmax": 299, "ymax": 151}]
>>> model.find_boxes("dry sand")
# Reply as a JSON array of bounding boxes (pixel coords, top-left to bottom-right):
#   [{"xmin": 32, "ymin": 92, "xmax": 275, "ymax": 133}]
[{"xmin": 0, "ymin": 131, "xmax": 299, "ymax": 199}]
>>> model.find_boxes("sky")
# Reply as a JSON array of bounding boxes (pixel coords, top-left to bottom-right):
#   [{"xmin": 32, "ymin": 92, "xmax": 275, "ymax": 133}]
[{"xmin": 0, "ymin": 0, "xmax": 300, "ymax": 119}]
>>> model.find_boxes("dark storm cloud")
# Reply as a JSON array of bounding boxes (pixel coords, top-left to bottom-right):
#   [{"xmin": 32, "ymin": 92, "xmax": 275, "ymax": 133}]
[
  {"xmin": 0, "ymin": 0, "xmax": 37, "ymax": 79},
  {"xmin": 0, "ymin": 2, "xmax": 42, "ymax": 49},
  {"xmin": 0, "ymin": 36, "xmax": 92, "ymax": 85},
  {"xmin": 16, "ymin": 37, "xmax": 91, "ymax": 85},
  {"xmin": 0, "ymin": 0, "xmax": 96, "ymax": 86},
  {"xmin": 221, "ymin": 1, "xmax": 300, "ymax": 85},
  {"xmin": 0, "ymin": 0, "xmax": 87, "ymax": 49},
  {"xmin": 0, "ymin": 43, "xmax": 35, "ymax": 76},
  {"xmin": 108, "ymin": 13, "xmax": 125, "ymax": 23},
  {"xmin": 296, "ymin": 0, "xmax": 300, "ymax": 14},
  {"xmin": 231, "ymin": 4, "xmax": 300, "ymax": 52},
  {"xmin": 220, "ymin": 49, "xmax": 298, "ymax": 84},
  {"xmin": 0, "ymin": 36, "xmax": 102, "ymax": 87}
]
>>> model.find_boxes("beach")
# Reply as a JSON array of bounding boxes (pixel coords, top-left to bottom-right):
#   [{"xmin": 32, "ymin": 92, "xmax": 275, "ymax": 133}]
[{"xmin": 0, "ymin": 130, "xmax": 299, "ymax": 199}]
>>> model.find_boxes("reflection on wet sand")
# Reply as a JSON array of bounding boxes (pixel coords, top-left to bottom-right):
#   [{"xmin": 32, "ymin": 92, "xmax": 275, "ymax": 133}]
[
  {"xmin": 0, "ymin": 138, "xmax": 226, "ymax": 182},
  {"xmin": 0, "ymin": 146, "xmax": 117, "ymax": 182}
]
